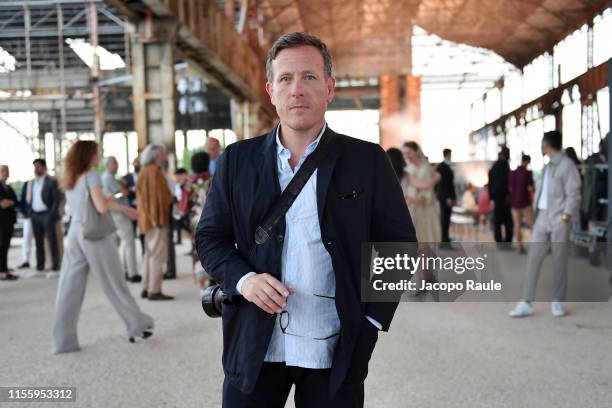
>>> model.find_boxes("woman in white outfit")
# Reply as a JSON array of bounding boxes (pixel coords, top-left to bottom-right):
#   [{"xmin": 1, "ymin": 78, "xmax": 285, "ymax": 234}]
[{"xmin": 52, "ymin": 140, "xmax": 153, "ymax": 353}]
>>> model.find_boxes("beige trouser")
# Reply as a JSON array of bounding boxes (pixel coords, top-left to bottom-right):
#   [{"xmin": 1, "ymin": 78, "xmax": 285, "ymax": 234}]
[
  {"xmin": 523, "ymin": 209, "xmax": 570, "ymax": 302},
  {"xmin": 113, "ymin": 212, "xmax": 138, "ymax": 278},
  {"xmin": 52, "ymin": 222, "xmax": 153, "ymax": 353},
  {"xmin": 142, "ymin": 226, "xmax": 169, "ymax": 294}
]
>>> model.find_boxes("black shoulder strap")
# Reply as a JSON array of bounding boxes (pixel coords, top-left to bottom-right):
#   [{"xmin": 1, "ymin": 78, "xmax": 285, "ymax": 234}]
[{"xmin": 254, "ymin": 131, "xmax": 333, "ymax": 246}]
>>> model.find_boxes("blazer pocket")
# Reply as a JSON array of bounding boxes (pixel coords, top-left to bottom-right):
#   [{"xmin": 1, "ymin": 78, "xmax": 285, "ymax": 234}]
[{"xmin": 338, "ymin": 188, "xmax": 364, "ymax": 200}]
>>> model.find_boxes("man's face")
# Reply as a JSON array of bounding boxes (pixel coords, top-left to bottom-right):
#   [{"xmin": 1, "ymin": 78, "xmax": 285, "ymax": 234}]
[
  {"xmin": 445, "ymin": 153, "xmax": 451, "ymax": 161},
  {"xmin": 266, "ymin": 46, "xmax": 335, "ymax": 134},
  {"xmin": 0, "ymin": 165, "xmax": 8, "ymax": 182},
  {"xmin": 404, "ymin": 147, "xmax": 418, "ymax": 163},
  {"xmin": 133, "ymin": 158, "xmax": 141, "ymax": 173},
  {"xmin": 34, "ymin": 162, "xmax": 46, "ymax": 177},
  {"xmin": 541, "ymin": 140, "xmax": 550, "ymax": 157},
  {"xmin": 107, "ymin": 158, "xmax": 118, "ymax": 174},
  {"xmin": 175, "ymin": 173, "xmax": 187, "ymax": 185},
  {"xmin": 206, "ymin": 139, "xmax": 220, "ymax": 160},
  {"xmin": 156, "ymin": 150, "xmax": 167, "ymax": 167}
]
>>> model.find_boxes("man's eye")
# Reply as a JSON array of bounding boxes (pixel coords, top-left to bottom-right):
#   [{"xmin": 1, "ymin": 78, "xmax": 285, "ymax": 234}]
[
  {"xmin": 279, "ymin": 77, "xmax": 289, "ymax": 82},
  {"xmin": 305, "ymin": 75, "xmax": 315, "ymax": 80}
]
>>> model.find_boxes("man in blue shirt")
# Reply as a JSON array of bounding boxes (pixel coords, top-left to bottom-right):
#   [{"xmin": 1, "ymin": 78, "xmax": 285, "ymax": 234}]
[
  {"xmin": 197, "ymin": 32, "xmax": 416, "ymax": 408},
  {"xmin": 206, "ymin": 137, "xmax": 221, "ymax": 176}
]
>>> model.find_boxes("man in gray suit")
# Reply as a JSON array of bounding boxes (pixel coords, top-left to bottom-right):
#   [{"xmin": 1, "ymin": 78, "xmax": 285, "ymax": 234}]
[{"xmin": 509, "ymin": 130, "xmax": 581, "ymax": 318}]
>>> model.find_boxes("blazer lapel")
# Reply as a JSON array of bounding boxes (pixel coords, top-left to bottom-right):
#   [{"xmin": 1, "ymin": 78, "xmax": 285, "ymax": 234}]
[
  {"xmin": 316, "ymin": 127, "xmax": 340, "ymax": 225},
  {"xmin": 256, "ymin": 127, "xmax": 281, "ymax": 197}
]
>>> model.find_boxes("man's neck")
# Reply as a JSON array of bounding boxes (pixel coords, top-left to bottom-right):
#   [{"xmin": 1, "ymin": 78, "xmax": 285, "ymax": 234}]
[{"xmin": 279, "ymin": 121, "xmax": 325, "ymax": 167}]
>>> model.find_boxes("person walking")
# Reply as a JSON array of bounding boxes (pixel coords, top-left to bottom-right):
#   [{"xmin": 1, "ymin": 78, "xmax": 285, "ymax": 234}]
[
  {"xmin": 509, "ymin": 131, "xmax": 581, "ymax": 318},
  {"xmin": 137, "ymin": 144, "xmax": 174, "ymax": 300},
  {"xmin": 52, "ymin": 141, "xmax": 153, "ymax": 353}
]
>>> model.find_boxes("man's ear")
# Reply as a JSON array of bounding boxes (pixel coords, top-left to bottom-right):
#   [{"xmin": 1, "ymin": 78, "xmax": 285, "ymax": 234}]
[
  {"xmin": 265, "ymin": 82, "xmax": 275, "ymax": 106},
  {"xmin": 326, "ymin": 76, "xmax": 336, "ymax": 104}
]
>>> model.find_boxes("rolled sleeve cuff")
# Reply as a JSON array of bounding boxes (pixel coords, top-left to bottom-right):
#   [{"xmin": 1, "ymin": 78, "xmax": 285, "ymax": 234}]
[
  {"xmin": 366, "ymin": 315, "xmax": 383, "ymax": 330},
  {"xmin": 236, "ymin": 272, "xmax": 257, "ymax": 295}
]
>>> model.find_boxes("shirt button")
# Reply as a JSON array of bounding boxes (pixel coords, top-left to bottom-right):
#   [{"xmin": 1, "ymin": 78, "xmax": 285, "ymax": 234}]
[{"xmin": 277, "ymin": 234, "xmax": 284, "ymax": 242}]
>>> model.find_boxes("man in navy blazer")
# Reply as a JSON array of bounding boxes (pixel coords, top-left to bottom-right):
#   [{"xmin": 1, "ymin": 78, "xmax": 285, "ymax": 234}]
[{"xmin": 196, "ymin": 32, "xmax": 416, "ymax": 408}]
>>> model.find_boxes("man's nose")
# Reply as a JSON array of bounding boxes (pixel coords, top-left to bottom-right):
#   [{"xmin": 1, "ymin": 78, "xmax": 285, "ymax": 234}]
[{"xmin": 290, "ymin": 79, "xmax": 304, "ymax": 97}]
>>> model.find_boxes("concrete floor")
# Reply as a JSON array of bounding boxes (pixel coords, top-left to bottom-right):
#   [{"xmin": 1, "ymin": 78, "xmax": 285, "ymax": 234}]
[{"xmin": 1, "ymin": 238, "xmax": 612, "ymax": 408}]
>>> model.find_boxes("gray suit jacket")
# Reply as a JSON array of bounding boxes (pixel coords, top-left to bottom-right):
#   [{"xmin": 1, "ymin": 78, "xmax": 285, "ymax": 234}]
[{"xmin": 534, "ymin": 152, "xmax": 581, "ymax": 222}]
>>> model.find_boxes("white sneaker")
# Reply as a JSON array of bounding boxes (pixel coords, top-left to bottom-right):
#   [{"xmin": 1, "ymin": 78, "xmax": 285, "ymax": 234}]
[
  {"xmin": 551, "ymin": 301, "xmax": 567, "ymax": 317},
  {"xmin": 509, "ymin": 301, "xmax": 534, "ymax": 318},
  {"xmin": 46, "ymin": 271, "xmax": 59, "ymax": 279}
]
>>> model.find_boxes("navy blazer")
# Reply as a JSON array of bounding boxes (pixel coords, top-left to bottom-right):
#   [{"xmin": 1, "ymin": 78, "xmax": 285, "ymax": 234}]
[
  {"xmin": 20, "ymin": 177, "xmax": 60, "ymax": 221},
  {"xmin": 196, "ymin": 126, "xmax": 416, "ymax": 396}
]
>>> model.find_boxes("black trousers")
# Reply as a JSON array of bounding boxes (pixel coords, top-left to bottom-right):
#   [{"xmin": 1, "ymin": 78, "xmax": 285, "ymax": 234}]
[
  {"xmin": 493, "ymin": 200, "xmax": 513, "ymax": 243},
  {"xmin": 439, "ymin": 200, "xmax": 452, "ymax": 243},
  {"xmin": 0, "ymin": 222, "xmax": 14, "ymax": 272},
  {"xmin": 223, "ymin": 363, "xmax": 364, "ymax": 408},
  {"xmin": 165, "ymin": 217, "xmax": 176, "ymax": 278},
  {"xmin": 30, "ymin": 212, "xmax": 59, "ymax": 271}
]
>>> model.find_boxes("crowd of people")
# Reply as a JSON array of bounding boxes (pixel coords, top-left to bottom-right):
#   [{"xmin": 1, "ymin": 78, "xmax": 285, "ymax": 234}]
[{"xmin": 0, "ymin": 136, "xmax": 222, "ymax": 350}]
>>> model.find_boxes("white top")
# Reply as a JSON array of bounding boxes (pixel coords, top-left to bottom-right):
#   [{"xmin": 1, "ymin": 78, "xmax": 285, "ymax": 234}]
[{"xmin": 31, "ymin": 176, "xmax": 48, "ymax": 212}]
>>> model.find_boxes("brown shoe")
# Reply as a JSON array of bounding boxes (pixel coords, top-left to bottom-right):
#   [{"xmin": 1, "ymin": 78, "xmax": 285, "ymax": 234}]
[{"xmin": 148, "ymin": 292, "xmax": 174, "ymax": 301}]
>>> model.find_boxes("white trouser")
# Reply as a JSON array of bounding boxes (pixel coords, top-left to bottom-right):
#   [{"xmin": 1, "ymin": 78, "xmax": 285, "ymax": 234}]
[{"xmin": 21, "ymin": 218, "xmax": 33, "ymax": 264}]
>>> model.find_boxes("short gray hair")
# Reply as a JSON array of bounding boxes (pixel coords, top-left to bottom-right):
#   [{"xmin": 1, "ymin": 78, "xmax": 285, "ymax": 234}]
[
  {"xmin": 140, "ymin": 144, "xmax": 165, "ymax": 166},
  {"xmin": 266, "ymin": 32, "xmax": 333, "ymax": 82},
  {"xmin": 104, "ymin": 156, "xmax": 117, "ymax": 168}
]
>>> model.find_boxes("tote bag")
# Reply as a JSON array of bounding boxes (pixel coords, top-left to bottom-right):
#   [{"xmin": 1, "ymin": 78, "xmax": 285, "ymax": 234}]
[{"xmin": 83, "ymin": 175, "xmax": 116, "ymax": 240}]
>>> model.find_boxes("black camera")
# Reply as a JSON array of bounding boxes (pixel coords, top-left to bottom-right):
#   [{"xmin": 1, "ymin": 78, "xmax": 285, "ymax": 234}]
[{"xmin": 201, "ymin": 284, "xmax": 232, "ymax": 318}]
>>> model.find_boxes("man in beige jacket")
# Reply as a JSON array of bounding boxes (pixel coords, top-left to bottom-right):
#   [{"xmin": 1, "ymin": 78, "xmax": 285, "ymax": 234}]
[{"xmin": 510, "ymin": 130, "xmax": 581, "ymax": 318}]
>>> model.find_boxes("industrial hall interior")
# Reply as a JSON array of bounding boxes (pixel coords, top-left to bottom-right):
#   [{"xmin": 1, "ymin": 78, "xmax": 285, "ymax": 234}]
[{"xmin": 0, "ymin": 0, "xmax": 611, "ymax": 407}]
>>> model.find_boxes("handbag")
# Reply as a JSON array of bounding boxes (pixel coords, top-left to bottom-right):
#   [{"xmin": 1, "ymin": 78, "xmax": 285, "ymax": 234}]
[{"xmin": 83, "ymin": 173, "xmax": 116, "ymax": 240}]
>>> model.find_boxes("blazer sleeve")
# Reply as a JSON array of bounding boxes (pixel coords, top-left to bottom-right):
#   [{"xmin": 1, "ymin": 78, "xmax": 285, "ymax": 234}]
[
  {"xmin": 365, "ymin": 145, "xmax": 418, "ymax": 331},
  {"xmin": 195, "ymin": 146, "xmax": 254, "ymax": 299},
  {"xmin": 48, "ymin": 178, "xmax": 61, "ymax": 220},
  {"xmin": 563, "ymin": 161, "xmax": 582, "ymax": 216},
  {"xmin": 19, "ymin": 182, "xmax": 27, "ymax": 214}
]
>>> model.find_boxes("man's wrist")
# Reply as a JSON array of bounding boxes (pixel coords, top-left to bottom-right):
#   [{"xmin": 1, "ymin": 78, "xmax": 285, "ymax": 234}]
[
  {"xmin": 236, "ymin": 272, "xmax": 256, "ymax": 294},
  {"xmin": 562, "ymin": 213, "xmax": 571, "ymax": 223}
]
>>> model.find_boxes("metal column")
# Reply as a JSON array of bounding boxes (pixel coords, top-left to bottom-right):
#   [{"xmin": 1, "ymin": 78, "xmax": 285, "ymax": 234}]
[
  {"xmin": 89, "ymin": 1, "xmax": 104, "ymax": 144},
  {"xmin": 57, "ymin": 3, "xmax": 67, "ymax": 163},
  {"xmin": 607, "ymin": 58, "xmax": 612, "ymax": 243},
  {"xmin": 131, "ymin": 16, "xmax": 178, "ymax": 158}
]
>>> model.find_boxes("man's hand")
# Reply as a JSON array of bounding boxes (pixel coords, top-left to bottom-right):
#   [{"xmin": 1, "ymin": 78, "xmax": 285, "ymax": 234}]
[
  {"xmin": 446, "ymin": 198, "xmax": 455, "ymax": 208},
  {"xmin": 0, "ymin": 199, "xmax": 14, "ymax": 209},
  {"xmin": 242, "ymin": 273, "xmax": 293, "ymax": 314},
  {"xmin": 123, "ymin": 206, "xmax": 139, "ymax": 221}
]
